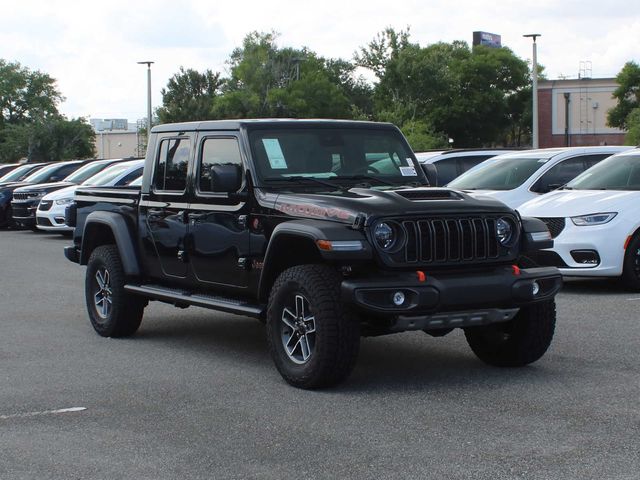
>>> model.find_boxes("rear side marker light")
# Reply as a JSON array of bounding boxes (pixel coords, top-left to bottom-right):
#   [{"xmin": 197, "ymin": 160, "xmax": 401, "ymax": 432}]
[{"xmin": 624, "ymin": 236, "xmax": 632, "ymax": 250}]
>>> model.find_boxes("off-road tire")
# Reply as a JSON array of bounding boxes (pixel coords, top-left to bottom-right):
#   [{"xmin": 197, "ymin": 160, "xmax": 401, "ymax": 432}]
[
  {"xmin": 621, "ymin": 233, "xmax": 640, "ymax": 291},
  {"xmin": 266, "ymin": 264, "xmax": 360, "ymax": 389},
  {"xmin": 85, "ymin": 244, "xmax": 145, "ymax": 337},
  {"xmin": 464, "ymin": 299, "xmax": 556, "ymax": 367}
]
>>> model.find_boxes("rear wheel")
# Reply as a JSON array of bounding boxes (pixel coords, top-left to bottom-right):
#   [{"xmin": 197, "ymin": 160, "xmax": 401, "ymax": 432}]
[
  {"xmin": 464, "ymin": 300, "xmax": 556, "ymax": 367},
  {"xmin": 622, "ymin": 233, "xmax": 640, "ymax": 291},
  {"xmin": 85, "ymin": 245, "xmax": 145, "ymax": 337},
  {"xmin": 266, "ymin": 265, "xmax": 360, "ymax": 389}
]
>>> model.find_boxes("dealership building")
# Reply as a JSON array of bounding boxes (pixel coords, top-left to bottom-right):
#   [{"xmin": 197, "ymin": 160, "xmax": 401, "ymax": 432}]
[
  {"xmin": 90, "ymin": 118, "xmax": 143, "ymax": 159},
  {"xmin": 537, "ymin": 77, "xmax": 625, "ymax": 148}
]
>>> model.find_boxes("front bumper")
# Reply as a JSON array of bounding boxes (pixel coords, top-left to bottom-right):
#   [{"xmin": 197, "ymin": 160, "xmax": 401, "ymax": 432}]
[
  {"xmin": 36, "ymin": 202, "xmax": 72, "ymax": 232},
  {"xmin": 11, "ymin": 199, "xmax": 39, "ymax": 226},
  {"xmin": 342, "ymin": 266, "xmax": 562, "ymax": 331}
]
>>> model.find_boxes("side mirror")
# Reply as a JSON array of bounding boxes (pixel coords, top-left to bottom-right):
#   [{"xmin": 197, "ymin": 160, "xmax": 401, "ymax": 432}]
[
  {"xmin": 210, "ymin": 164, "xmax": 242, "ymax": 193},
  {"xmin": 420, "ymin": 163, "xmax": 438, "ymax": 187}
]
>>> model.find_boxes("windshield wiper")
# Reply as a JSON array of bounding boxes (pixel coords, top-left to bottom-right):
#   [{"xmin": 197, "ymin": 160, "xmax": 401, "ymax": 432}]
[
  {"xmin": 337, "ymin": 174, "xmax": 395, "ymax": 187},
  {"xmin": 263, "ymin": 176, "xmax": 345, "ymax": 191}
]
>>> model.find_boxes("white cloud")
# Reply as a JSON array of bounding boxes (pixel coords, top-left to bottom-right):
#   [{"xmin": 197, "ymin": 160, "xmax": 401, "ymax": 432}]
[{"xmin": 1, "ymin": 0, "xmax": 638, "ymax": 121}]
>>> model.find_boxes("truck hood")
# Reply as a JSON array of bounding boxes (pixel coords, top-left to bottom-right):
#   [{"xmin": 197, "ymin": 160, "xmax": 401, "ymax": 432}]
[
  {"xmin": 258, "ymin": 187, "xmax": 513, "ymax": 225},
  {"xmin": 14, "ymin": 182, "xmax": 75, "ymax": 195},
  {"xmin": 518, "ymin": 189, "xmax": 640, "ymax": 217}
]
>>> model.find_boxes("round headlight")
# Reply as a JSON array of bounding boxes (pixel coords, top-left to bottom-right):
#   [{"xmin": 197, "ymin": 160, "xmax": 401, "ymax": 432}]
[
  {"xmin": 374, "ymin": 222, "xmax": 395, "ymax": 250},
  {"xmin": 496, "ymin": 217, "xmax": 514, "ymax": 245}
]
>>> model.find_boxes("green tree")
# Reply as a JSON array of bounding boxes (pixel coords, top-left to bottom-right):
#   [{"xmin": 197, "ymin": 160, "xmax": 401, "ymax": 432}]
[
  {"xmin": 156, "ymin": 67, "xmax": 222, "ymax": 123},
  {"xmin": 607, "ymin": 61, "xmax": 640, "ymax": 130},
  {"xmin": 624, "ymin": 107, "xmax": 640, "ymax": 145},
  {"xmin": 0, "ymin": 59, "xmax": 62, "ymax": 128}
]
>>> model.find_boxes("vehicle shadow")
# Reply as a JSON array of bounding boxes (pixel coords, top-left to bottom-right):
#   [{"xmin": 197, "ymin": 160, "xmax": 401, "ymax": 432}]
[
  {"xmin": 133, "ymin": 310, "xmax": 564, "ymax": 393},
  {"xmin": 561, "ymin": 277, "xmax": 632, "ymax": 295}
]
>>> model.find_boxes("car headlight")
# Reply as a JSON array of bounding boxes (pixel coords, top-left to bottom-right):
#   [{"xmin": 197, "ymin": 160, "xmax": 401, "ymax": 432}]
[
  {"xmin": 55, "ymin": 198, "xmax": 74, "ymax": 205},
  {"xmin": 373, "ymin": 221, "xmax": 403, "ymax": 251},
  {"xmin": 496, "ymin": 217, "xmax": 516, "ymax": 246},
  {"xmin": 571, "ymin": 212, "xmax": 617, "ymax": 226}
]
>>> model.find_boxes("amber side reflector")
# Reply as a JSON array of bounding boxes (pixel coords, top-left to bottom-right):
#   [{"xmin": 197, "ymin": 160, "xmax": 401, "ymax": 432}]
[
  {"xmin": 512, "ymin": 265, "xmax": 521, "ymax": 276},
  {"xmin": 316, "ymin": 240, "xmax": 333, "ymax": 251},
  {"xmin": 416, "ymin": 271, "xmax": 426, "ymax": 282},
  {"xmin": 624, "ymin": 236, "xmax": 632, "ymax": 250}
]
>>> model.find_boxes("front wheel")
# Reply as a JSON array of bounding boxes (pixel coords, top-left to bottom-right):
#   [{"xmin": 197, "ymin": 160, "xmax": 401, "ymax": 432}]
[
  {"xmin": 622, "ymin": 233, "xmax": 640, "ymax": 291},
  {"xmin": 464, "ymin": 300, "xmax": 556, "ymax": 367},
  {"xmin": 266, "ymin": 265, "xmax": 360, "ymax": 389},
  {"xmin": 85, "ymin": 245, "xmax": 145, "ymax": 337}
]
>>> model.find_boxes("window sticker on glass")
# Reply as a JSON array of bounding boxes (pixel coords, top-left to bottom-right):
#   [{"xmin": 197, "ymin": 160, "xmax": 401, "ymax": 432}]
[
  {"xmin": 399, "ymin": 166, "xmax": 417, "ymax": 176},
  {"xmin": 262, "ymin": 139, "xmax": 288, "ymax": 169}
]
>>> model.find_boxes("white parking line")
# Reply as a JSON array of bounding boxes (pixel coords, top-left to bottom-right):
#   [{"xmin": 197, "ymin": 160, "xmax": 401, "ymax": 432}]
[{"xmin": 0, "ymin": 407, "xmax": 86, "ymax": 420}]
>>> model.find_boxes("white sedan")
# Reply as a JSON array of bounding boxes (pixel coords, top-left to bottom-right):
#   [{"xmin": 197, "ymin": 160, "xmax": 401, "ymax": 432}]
[{"xmin": 518, "ymin": 148, "xmax": 640, "ymax": 290}]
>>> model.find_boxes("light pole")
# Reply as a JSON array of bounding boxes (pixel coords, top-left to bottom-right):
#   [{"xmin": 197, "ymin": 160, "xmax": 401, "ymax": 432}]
[
  {"xmin": 523, "ymin": 34, "xmax": 541, "ymax": 148},
  {"xmin": 137, "ymin": 61, "xmax": 154, "ymax": 138}
]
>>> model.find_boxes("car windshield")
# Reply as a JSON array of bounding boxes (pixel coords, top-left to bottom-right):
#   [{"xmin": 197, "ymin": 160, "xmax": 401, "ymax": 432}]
[
  {"xmin": 447, "ymin": 156, "xmax": 550, "ymax": 190},
  {"xmin": 83, "ymin": 163, "xmax": 134, "ymax": 186},
  {"xmin": 0, "ymin": 164, "xmax": 41, "ymax": 182},
  {"xmin": 249, "ymin": 128, "xmax": 423, "ymax": 188},
  {"xmin": 567, "ymin": 153, "xmax": 640, "ymax": 190},
  {"xmin": 23, "ymin": 163, "xmax": 72, "ymax": 183},
  {"xmin": 64, "ymin": 161, "xmax": 108, "ymax": 184},
  {"xmin": 128, "ymin": 176, "xmax": 143, "ymax": 186}
]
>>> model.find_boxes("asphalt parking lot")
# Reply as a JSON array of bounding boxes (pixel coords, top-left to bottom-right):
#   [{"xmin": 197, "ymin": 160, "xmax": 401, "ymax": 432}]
[{"xmin": 1, "ymin": 230, "xmax": 639, "ymax": 480}]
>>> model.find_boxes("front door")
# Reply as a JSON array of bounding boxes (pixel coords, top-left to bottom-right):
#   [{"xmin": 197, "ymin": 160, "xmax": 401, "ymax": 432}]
[
  {"xmin": 186, "ymin": 134, "xmax": 251, "ymax": 290},
  {"xmin": 141, "ymin": 134, "xmax": 192, "ymax": 280}
]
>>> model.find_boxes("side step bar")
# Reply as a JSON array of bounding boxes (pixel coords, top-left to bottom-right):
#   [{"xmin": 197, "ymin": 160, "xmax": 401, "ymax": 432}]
[{"xmin": 125, "ymin": 284, "xmax": 264, "ymax": 318}]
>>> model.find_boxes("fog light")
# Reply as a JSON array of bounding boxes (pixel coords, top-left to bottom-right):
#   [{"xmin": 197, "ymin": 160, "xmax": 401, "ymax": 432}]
[
  {"xmin": 392, "ymin": 291, "xmax": 405, "ymax": 306},
  {"xmin": 532, "ymin": 282, "xmax": 540, "ymax": 296}
]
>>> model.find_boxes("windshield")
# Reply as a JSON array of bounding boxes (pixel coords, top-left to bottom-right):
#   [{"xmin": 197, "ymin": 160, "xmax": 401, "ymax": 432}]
[
  {"xmin": 128, "ymin": 176, "xmax": 143, "ymax": 186},
  {"xmin": 249, "ymin": 128, "xmax": 422, "ymax": 188},
  {"xmin": 24, "ymin": 163, "xmax": 72, "ymax": 183},
  {"xmin": 567, "ymin": 153, "xmax": 640, "ymax": 190},
  {"xmin": 447, "ymin": 156, "xmax": 550, "ymax": 190},
  {"xmin": 0, "ymin": 164, "xmax": 42, "ymax": 183},
  {"xmin": 64, "ymin": 161, "xmax": 108, "ymax": 184},
  {"xmin": 83, "ymin": 163, "xmax": 134, "ymax": 186}
]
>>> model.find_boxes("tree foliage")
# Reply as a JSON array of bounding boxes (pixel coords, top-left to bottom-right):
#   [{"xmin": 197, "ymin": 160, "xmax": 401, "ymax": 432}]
[
  {"xmin": 156, "ymin": 67, "xmax": 222, "ymax": 123},
  {"xmin": 607, "ymin": 61, "xmax": 640, "ymax": 130},
  {"xmin": 0, "ymin": 58, "xmax": 95, "ymax": 162},
  {"xmin": 624, "ymin": 107, "xmax": 640, "ymax": 145}
]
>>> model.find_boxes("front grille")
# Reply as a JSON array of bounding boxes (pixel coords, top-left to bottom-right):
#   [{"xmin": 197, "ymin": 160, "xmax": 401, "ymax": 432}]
[
  {"xmin": 12, "ymin": 192, "xmax": 29, "ymax": 200},
  {"xmin": 39, "ymin": 200, "xmax": 53, "ymax": 211},
  {"xmin": 37, "ymin": 217, "xmax": 53, "ymax": 227},
  {"xmin": 391, "ymin": 216, "xmax": 505, "ymax": 265},
  {"xmin": 12, "ymin": 206, "xmax": 30, "ymax": 218},
  {"xmin": 537, "ymin": 217, "xmax": 565, "ymax": 239}
]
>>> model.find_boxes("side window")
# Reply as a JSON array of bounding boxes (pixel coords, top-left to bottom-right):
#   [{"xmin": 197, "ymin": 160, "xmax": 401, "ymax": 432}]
[
  {"xmin": 116, "ymin": 167, "xmax": 144, "ymax": 186},
  {"xmin": 53, "ymin": 164, "xmax": 81, "ymax": 180},
  {"xmin": 433, "ymin": 158, "xmax": 459, "ymax": 185},
  {"xmin": 154, "ymin": 138, "xmax": 190, "ymax": 192},
  {"xmin": 581, "ymin": 154, "xmax": 611, "ymax": 170},
  {"xmin": 198, "ymin": 137, "xmax": 242, "ymax": 193},
  {"xmin": 459, "ymin": 155, "xmax": 492, "ymax": 173},
  {"xmin": 532, "ymin": 158, "xmax": 586, "ymax": 193}
]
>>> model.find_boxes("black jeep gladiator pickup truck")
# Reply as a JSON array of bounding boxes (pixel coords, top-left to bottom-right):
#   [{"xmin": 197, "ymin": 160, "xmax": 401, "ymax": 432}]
[{"xmin": 65, "ymin": 119, "xmax": 561, "ymax": 388}]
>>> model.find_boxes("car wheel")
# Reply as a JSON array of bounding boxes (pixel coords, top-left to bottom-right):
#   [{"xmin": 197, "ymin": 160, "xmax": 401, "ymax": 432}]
[
  {"xmin": 622, "ymin": 233, "xmax": 640, "ymax": 291},
  {"xmin": 266, "ymin": 264, "xmax": 360, "ymax": 389},
  {"xmin": 464, "ymin": 299, "xmax": 556, "ymax": 367},
  {"xmin": 85, "ymin": 245, "xmax": 145, "ymax": 337}
]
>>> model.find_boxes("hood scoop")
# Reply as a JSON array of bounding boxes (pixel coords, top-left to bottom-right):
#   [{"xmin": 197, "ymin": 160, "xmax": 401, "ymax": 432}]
[{"xmin": 395, "ymin": 189, "xmax": 461, "ymax": 201}]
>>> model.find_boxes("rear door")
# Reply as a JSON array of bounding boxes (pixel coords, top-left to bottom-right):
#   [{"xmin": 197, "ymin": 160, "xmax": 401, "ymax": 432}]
[
  {"xmin": 140, "ymin": 134, "xmax": 192, "ymax": 280},
  {"xmin": 186, "ymin": 134, "xmax": 251, "ymax": 290}
]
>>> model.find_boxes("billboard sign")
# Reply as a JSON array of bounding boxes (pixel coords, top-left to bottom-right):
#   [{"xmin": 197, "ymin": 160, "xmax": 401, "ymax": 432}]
[{"xmin": 473, "ymin": 31, "xmax": 502, "ymax": 48}]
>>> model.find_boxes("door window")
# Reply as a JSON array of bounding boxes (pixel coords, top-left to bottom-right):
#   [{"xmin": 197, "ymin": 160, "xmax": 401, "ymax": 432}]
[
  {"xmin": 198, "ymin": 137, "xmax": 243, "ymax": 193},
  {"xmin": 153, "ymin": 138, "xmax": 190, "ymax": 192},
  {"xmin": 532, "ymin": 157, "xmax": 585, "ymax": 193}
]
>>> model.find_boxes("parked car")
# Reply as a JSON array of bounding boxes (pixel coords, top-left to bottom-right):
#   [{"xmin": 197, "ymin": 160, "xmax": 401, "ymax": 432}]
[
  {"xmin": 415, "ymin": 149, "xmax": 519, "ymax": 186},
  {"xmin": 9, "ymin": 160, "xmax": 89, "ymax": 229},
  {"xmin": 13, "ymin": 158, "xmax": 138, "ymax": 231},
  {"xmin": 37, "ymin": 159, "xmax": 144, "ymax": 232},
  {"xmin": 518, "ymin": 148, "xmax": 640, "ymax": 290},
  {"xmin": 447, "ymin": 146, "xmax": 633, "ymax": 209},
  {"xmin": 0, "ymin": 163, "xmax": 21, "ymax": 178},
  {"xmin": 0, "ymin": 162, "xmax": 51, "ymax": 187},
  {"xmin": 64, "ymin": 119, "xmax": 561, "ymax": 389},
  {"xmin": 0, "ymin": 163, "xmax": 52, "ymax": 227}
]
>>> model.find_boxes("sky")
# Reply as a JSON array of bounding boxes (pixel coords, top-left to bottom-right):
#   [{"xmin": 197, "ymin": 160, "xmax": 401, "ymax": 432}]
[{"xmin": 1, "ymin": 0, "xmax": 638, "ymax": 123}]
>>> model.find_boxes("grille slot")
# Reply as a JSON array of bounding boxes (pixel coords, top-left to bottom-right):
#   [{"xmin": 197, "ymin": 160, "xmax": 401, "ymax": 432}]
[
  {"xmin": 537, "ymin": 217, "xmax": 565, "ymax": 239},
  {"xmin": 397, "ymin": 216, "xmax": 504, "ymax": 265},
  {"xmin": 13, "ymin": 192, "xmax": 29, "ymax": 200}
]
